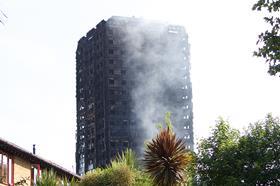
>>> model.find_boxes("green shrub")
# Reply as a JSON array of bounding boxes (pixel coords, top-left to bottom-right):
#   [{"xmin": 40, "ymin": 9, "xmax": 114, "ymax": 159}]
[
  {"xmin": 133, "ymin": 170, "xmax": 153, "ymax": 186},
  {"xmin": 114, "ymin": 148, "xmax": 138, "ymax": 169},
  {"xmin": 80, "ymin": 162, "xmax": 135, "ymax": 186},
  {"xmin": 36, "ymin": 170, "xmax": 58, "ymax": 186},
  {"xmin": 114, "ymin": 148, "xmax": 153, "ymax": 186},
  {"xmin": 80, "ymin": 168, "xmax": 108, "ymax": 186},
  {"xmin": 109, "ymin": 162, "xmax": 135, "ymax": 186}
]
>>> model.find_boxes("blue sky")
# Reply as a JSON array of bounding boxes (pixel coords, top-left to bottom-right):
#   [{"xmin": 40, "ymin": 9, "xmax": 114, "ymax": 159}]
[{"xmin": 0, "ymin": 0, "xmax": 279, "ymax": 172}]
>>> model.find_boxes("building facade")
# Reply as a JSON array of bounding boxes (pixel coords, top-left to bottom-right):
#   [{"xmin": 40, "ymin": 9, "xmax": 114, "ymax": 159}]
[
  {"xmin": 0, "ymin": 138, "xmax": 79, "ymax": 186},
  {"xmin": 76, "ymin": 16, "xmax": 194, "ymax": 175}
]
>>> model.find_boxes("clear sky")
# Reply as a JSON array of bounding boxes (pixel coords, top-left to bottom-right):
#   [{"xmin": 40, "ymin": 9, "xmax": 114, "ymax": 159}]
[{"xmin": 0, "ymin": 0, "xmax": 279, "ymax": 172}]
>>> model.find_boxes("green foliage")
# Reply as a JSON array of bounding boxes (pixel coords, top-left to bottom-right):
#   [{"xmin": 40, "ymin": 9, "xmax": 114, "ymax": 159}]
[
  {"xmin": 197, "ymin": 114, "xmax": 280, "ymax": 185},
  {"xmin": 144, "ymin": 113, "xmax": 193, "ymax": 186},
  {"xmin": 80, "ymin": 149, "xmax": 138, "ymax": 186},
  {"xmin": 197, "ymin": 118, "xmax": 240, "ymax": 185},
  {"xmin": 80, "ymin": 162, "xmax": 134, "ymax": 186},
  {"xmin": 164, "ymin": 111, "xmax": 173, "ymax": 131},
  {"xmin": 35, "ymin": 170, "xmax": 78, "ymax": 186},
  {"xmin": 36, "ymin": 170, "xmax": 58, "ymax": 186},
  {"xmin": 238, "ymin": 114, "xmax": 280, "ymax": 185},
  {"xmin": 62, "ymin": 176, "xmax": 78, "ymax": 186},
  {"xmin": 79, "ymin": 168, "xmax": 104, "ymax": 186},
  {"xmin": 113, "ymin": 149, "xmax": 153, "ymax": 186},
  {"xmin": 182, "ymin": 151, "xmax": 197, "ymax": 186},
  {"xmin": 114, "ymin": 148, "xmax": 138, "ymax": 170},
  {"xmin": 252, "ymin": 0, "xmax": 280, "ymax": 76},
  {"xmin": 133, "ymin": 171, "xmax": 153, "ymax": 186}
]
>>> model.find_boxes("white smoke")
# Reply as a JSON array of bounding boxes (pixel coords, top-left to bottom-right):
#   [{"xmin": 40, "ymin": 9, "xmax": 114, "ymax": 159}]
[{"xmin": 107, "ymin": 17, "xmax": 192, "ymax": 151}]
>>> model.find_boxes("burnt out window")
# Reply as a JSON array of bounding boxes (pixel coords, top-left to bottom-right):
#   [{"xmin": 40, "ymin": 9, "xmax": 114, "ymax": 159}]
[
  {"xmin": 121, "ymin": 70, "xmax": 126, "ymax": 75},
  {"xmin": 110, "ymin": 141, "xmax": 116, "ymax": 147},
  {"xmin": 109, "ymin": 59, "xmax": 114, "ymax": 64},
  {"xmin": 109, "ymin": 69, "xmax": 114, "ymax": 75},
  {"xmin": 123, "ymin": 120, "xmax": 128, "ymax": 125},
  {"xmin": 109, "ymin": 79, "xmax": 114, "ymax": 85},
  {"xmin": 122, "ymin": 80, "xmax": 126, "ymax": 85},
  {"xmin": 122, "ymin": 141, "xmax": 129, "ymax": 147},
  {"xmin": 109, "ymin": 39, "xmax": 114, "ymax": 44},
  {"xmin": 107, "ymin": 30, "xmax": 113, "ymax": 35},
  {"xmin": 109, "ymin": 49, "xmax": 114, "ymax": 54}
]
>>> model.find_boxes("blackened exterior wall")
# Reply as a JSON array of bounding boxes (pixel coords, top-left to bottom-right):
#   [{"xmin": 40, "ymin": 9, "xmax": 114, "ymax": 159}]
[{"xmin": 76, "ymin": 16, "xmax": 194, "ymax": 175}]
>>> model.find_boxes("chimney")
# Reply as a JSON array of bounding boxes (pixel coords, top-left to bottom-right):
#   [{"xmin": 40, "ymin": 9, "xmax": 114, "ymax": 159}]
[{"xmin": 33, "ymin": 144, "xmax": 36, "ymax": 155}]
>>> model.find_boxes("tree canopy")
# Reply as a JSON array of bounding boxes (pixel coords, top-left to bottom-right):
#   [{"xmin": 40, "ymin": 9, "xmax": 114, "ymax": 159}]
[
  {"xmin": 252, "ymin": 0, "xmax": 280, "ymax": 76},
  {"xmin": 197, "ymin": 118, "xmax": 240, "ymax": 185},
  {"xmin": 238, "ymin": 114, "xmax": 280, "ymax": 185},
  {"xmin": 197, "ymin": 114, "xmax": 280, "ymax": 185}
]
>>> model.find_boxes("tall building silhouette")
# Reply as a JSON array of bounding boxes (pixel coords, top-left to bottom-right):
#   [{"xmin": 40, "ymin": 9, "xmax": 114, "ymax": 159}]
[{"xmin": 76, "ymin": 16, "xmax": 193, "ymax": 175}]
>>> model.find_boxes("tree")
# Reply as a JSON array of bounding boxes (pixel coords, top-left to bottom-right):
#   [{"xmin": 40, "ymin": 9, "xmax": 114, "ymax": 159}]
[
  {"xmin": 144, "ymin": 113, "xmax": 193, "ymax": 186},
  {"xmin": 196, "ymin": 117, "xmax": 241, "ymax": 185},
  {"xmin": 252, "ymin": 0, "xmax": 280, "ymax": 76},
  {"xmin": 238, "ymin": 114, "xmax": 280, "ymax": 185},
  {"xmin": 197, "ymin": 115, "xmax": 280, "ymax": 185}
]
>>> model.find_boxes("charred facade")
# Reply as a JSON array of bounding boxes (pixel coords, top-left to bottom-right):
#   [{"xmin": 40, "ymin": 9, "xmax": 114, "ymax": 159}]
[{"xmin": 76, "ymin": 16, "xmax": 194, "ymax": 175}]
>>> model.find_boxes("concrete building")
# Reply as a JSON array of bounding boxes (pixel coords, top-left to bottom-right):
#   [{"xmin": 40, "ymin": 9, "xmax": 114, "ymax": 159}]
[
  {"xmin": 0, "ymin": 137, "xmax": 79, "ymax": 186},
  {"xmin": 76, "ymin": 16, "xmax": 193, "ymax": 175}
]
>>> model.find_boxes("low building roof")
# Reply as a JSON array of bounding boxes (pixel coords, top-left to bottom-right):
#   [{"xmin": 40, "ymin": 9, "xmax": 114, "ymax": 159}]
[{"xmin": 0, "ymin": 137, "xmax": 80, "ymax": 180}]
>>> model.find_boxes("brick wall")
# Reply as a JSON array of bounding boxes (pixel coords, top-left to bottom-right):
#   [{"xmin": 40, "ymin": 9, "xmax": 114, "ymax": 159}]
[{"xmin": 14, "ymin": 157, "xmax": 31, "ymax": 185}]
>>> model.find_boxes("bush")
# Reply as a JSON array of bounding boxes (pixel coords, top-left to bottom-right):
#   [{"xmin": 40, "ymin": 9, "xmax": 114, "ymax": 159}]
[
  {"xmin": 36, "ymin": 170, "xmax": 58, "ymax": 186},
  {"xmin": 113, "ymin": 148, "xmax": 153, "ymax": 186},
  {"xmin": 133, "ymin": 170, "xmax": 153, "ymax": 186},
  {"xmin": 80, "ymin": 162, "xmax": 135, "ymax": 186}
]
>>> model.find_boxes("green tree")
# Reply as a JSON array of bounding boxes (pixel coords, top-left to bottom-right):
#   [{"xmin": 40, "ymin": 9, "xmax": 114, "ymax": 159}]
[
  {"xmin": 144, "ymin": 113, "xmax": 193, "ymax": 186},
  {"xmin": 238, "ymin": 114, "xmax": 280, "ymax": 185},
  {"xmin": 197, "ymin": 115, "xmax": 280, "ymax": 185},
  {"xmin": 252, "ymin": 0, "xmax": 280, "ymax": 76},
  {"xmin": 197, "ymin": 118, "xmax": 240, "ymax": 185}
]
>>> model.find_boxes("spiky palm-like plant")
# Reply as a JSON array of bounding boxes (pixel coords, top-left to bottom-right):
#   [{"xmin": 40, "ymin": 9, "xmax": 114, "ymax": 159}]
[
  {"xmin": 114, "ymin": 148, "xmax": 138, "ymax": 169},
  {"xmin": 36, "ymin": 170, "xmax": 58, "ymax": 186},
  {"xmin": 144, "ymin": 117, "xmax": 191, "ymax": 186}
]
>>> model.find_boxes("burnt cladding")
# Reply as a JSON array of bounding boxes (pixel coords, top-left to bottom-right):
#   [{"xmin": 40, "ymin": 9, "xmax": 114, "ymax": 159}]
[{"xmin": 75, "ymin": 16, "xmax": 194, "ymax": 175}]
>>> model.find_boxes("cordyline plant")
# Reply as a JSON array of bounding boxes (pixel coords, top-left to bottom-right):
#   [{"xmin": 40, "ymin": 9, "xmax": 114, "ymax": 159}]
[{"xmin": 144, "ymin": 113, "xmax": 192, "ymax": 186}]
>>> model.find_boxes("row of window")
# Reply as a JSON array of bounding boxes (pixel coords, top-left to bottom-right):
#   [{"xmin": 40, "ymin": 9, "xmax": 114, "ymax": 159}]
[
  {"xmin": 108, "ymin": 79, "xmax": 127, "ymax": 86},
  {"xmin": 108, "ymin": 69, "xmax": 126, "ymax": 75}
]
